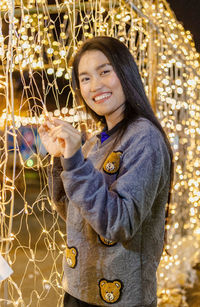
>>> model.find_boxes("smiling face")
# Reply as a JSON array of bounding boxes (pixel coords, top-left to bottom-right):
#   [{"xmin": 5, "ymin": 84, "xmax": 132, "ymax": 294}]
[{"xmin": 78, "ymin": 50, "xmax": 126, "ymax": 130}]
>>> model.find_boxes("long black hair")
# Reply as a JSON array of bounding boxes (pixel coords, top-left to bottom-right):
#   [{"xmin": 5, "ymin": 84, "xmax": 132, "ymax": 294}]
[{"xmin": 71, "ymin": 36, "xmax": 174, "ymax": 222}]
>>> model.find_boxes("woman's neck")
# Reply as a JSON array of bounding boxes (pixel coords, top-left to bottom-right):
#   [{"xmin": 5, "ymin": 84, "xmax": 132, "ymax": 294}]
[{"xmin": 105, "ymin": 108, "xmax": 125, "ymax": 130}]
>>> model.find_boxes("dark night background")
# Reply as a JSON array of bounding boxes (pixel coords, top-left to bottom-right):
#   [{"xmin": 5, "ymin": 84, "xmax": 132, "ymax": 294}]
[{"xmin": 167, "ymin": 0, "xmax": 200, "ymax": 52}]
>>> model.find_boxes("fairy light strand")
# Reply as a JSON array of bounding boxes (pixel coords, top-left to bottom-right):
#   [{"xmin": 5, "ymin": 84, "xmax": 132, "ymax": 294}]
[{"xmin": 0, "ymin": 0, "xmax": 199, "ymax": 306}]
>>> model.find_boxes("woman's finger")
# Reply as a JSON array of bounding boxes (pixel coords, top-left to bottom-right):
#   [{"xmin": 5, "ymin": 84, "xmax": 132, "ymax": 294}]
[
  {"xmin": 49, "ymin": 125, "xmax": 62, "ymax": 137},
  {"xmin": 49, "ymin": 127, "xmax": 68, "ymax": 143},
  {"xmin": 50, "ymin": 127, "xmax": 82, "ymax": 148},
  {"xmin": 53, "ymin": 118, "xmax": 80, "ymax": 135},
  {"xmin": 38, "ymin": 125, "xmax": 44, "ymax": 133},
  {"xmin": 50, "ymin": 125, "xmax": 81, "ymax": 141},
  {"xmin": 46, "ymin": 120, "xmax": 56, "ymax": 130}
]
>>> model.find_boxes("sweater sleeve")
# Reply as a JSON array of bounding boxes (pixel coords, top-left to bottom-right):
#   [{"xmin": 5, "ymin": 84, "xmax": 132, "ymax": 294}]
[
  {"xmin": 60, "ymin": 131, "xmax": 171, "ymax": 242},
  {"xmin": 47, "ymin": 156, "xmax": 68, "ymax": 221}
]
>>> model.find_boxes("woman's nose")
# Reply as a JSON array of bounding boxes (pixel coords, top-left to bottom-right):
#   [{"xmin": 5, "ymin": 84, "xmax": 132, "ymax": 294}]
[{"xmin": 90, "ymin": 76, "xmax": 101, "ymax": 92}]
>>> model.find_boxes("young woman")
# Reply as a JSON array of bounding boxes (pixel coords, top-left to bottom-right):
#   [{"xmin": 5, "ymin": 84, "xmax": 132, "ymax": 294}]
[{"xmin": 39, "ymin": 36, "xmax": 173, "ymax": 307}]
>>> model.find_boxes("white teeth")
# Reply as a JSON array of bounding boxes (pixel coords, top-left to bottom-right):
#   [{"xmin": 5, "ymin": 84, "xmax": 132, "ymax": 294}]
[{"xmin": 94, "ymin": 93, "xmax": 111, "ymax": 101}]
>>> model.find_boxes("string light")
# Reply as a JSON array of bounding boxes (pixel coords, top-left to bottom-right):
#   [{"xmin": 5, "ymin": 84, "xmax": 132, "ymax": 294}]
[{"xmin": 0, "ymin": 0, "xmax": 199, "ymax": 306}]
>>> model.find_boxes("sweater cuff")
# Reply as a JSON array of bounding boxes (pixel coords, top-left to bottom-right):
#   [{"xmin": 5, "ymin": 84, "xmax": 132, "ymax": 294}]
[
  {"xmin": 47, "ymin": 155, "xmax": 63, "ymax": 177},
  {"xmin": 61, "ymin": 148, "xmax": 84, "ymax": 171},
  {"xmin": 52, "ymin": 156, "xmax": 63, "ymax": 168}
]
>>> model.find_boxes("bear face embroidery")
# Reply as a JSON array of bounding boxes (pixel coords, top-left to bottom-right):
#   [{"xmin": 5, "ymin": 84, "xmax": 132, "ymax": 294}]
[
  {"xmin": 103, "ymin": 151, "xmax": 122, "ymax": 175},
  {"xmin": 98, "ymin": 235, "xmax": 117, "ymax": 247},
  {"xmin": 65, "ymin": 246, "xmax": 77, "ymax": 268},
  {"xmin": 99, "ymin": 279, "xmax": 122, "ymax": 304},
  {"xmin": 105, "ymin": 162, "xmax": 115, "ymax": 172}
]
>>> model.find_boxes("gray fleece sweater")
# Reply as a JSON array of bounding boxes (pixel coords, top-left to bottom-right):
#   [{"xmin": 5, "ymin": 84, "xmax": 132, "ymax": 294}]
[{"xmin": 48, "ymin": 117, "xmax": 171, "ymax": 307}]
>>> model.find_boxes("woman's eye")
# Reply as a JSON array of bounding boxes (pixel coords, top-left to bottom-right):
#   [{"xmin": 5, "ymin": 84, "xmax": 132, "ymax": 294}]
[
  {"xmin": 80, "ymin": 77, "xmax": 90, "ymax": 83},
  {"xmin": 101, "ymin": 70, "xmax": 110, "ymax": 75}
]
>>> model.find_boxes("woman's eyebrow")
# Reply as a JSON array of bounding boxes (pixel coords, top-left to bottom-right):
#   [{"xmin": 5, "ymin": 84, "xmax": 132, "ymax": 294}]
[{"xmin": 78, "ymin": 63, "xmax": 111, "ymax": 77}]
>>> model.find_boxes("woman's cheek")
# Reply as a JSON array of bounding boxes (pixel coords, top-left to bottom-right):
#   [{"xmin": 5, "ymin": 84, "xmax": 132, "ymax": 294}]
[
  {"xmin": 109, "ymin": 75, "xmax": 121, "ymax": 88},
  {"xmin": 80, "ymin": 86, "xmax": 88, "ymax": 102}
]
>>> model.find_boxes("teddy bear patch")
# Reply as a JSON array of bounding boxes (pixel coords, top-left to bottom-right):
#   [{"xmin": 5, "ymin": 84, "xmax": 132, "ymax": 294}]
[
  {"xmin": 99, "ymin": 279, "xmax": 123, "ymax": 304},
  {"xmin": 98, "ymin": 235, "xmax": 117, "ymax": 247},
  {"xmin": 103, "ymin": 151, "xmax": 122, "ymax": 175},
  {"xmin": 65, "ymin": 246, "xmax": 78, "ymax": 268}
]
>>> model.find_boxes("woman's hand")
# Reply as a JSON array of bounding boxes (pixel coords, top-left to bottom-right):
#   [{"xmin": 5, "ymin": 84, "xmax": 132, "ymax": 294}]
[
  {"xmin": 38, "ymin": 120, "xmax": 63, "ymax": 156},
  {"xmin": 48, "ymin": 118, "xmax": 82, "ymax": 159}
]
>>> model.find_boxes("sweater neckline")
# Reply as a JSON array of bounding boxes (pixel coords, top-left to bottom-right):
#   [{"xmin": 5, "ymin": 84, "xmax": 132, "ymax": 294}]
[{"xmin": 97, "ymin": 119, "xmax": 125, "ymax": 143}]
